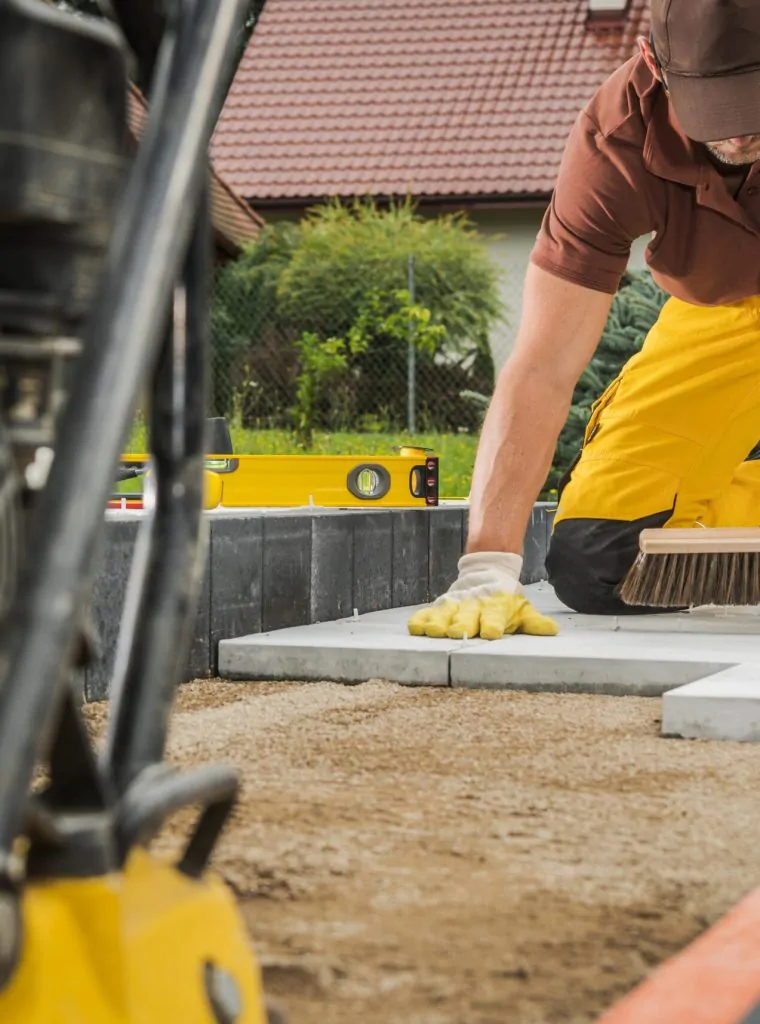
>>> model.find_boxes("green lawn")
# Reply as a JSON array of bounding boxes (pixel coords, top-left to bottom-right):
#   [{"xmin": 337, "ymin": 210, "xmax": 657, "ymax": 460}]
[{"xmin": 126, "ymin": 422, "xmax": 477, "ymax": 498}]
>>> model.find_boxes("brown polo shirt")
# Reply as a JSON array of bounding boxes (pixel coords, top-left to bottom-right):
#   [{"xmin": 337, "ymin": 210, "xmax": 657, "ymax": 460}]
[{"xmin": 530, "ymin": 54, "xmax": 760, "ymax": 305}]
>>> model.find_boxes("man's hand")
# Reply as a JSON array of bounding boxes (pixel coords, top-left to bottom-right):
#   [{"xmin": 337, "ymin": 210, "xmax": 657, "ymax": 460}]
[{"xmin": 407, "ymin": 552, "xmax": 559, "ymax": 639}]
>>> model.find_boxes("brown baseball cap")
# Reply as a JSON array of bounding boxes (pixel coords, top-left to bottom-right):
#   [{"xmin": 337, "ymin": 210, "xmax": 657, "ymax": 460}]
[{"xmin": 651, "ymin": 0, "xmax": 760, "ymax": 143}]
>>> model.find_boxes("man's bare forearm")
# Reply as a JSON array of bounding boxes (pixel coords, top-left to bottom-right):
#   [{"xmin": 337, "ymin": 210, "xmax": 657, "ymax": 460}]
[
  {"xmin": 465, "ymin": 264, "xmax": 615, "ymax": 557},
  {"xmin": 466, "ymin": 363, "xmax": 572, "ymax": 553}
]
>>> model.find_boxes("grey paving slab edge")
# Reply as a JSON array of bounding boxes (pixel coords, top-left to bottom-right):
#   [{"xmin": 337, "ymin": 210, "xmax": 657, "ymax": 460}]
[
  {"xmin": 187, "ymin": 552, "xmax": 212, "ymax": 680},
  {"xmin": 661, "ymin": 665, "xmax": 760, "ymax": 742},
  {"xmin": 311, "ymin": 512, "xmax": 354, "ymax": 623},
  {"xmin": 449, "ymin": 651, "xmax": 736, "ymax": 697},
  {"xmin": 262, "ymin": 515, "xmax": 312, "ymax": 631},
  {"xmin": 220, "ymin": 641, "xmax": 451, "ymax": 686}
]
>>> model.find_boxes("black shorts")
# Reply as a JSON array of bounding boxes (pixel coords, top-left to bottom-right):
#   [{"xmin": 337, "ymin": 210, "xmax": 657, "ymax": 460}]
[{"xmin": 545, "ymin": 510, "xmax": 675, "ymax": 615}]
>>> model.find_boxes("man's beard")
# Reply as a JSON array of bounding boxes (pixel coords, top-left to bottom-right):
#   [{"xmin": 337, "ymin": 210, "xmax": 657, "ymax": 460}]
[{"xmin": 705, "ymin": 141, "xmax": 760, "ymax": 166}]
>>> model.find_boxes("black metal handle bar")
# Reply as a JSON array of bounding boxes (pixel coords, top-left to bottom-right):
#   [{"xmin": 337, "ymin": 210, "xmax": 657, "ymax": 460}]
[
  {"xmin": 0, "ymin": 0, "xmax": 247, "ymax": 859},
  {"xmin": 114, "ymin": 762, "xmax": 238, "ymax": 874}
]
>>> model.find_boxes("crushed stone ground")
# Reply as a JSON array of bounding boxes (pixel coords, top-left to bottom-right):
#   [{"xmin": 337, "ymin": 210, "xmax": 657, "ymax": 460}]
[{"xmin": 86, "ymin": 679, "xmax": 760, "ymax": 1024}]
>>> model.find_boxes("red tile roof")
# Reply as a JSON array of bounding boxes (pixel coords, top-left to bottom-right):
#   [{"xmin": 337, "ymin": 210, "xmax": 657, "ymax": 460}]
[
  {"xmin": 127, "ymin": 85, "xmax": 265, "ymax": 253},
  {"xmin": 212, "ymin": 0, "xmax": 650, "ymax": 203}
]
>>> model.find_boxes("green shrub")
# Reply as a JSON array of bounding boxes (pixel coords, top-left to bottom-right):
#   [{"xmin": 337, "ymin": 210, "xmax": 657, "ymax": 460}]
[
  {"xmin": 291, "ymin": 288, "xmax": 449, "ymax": 447},
  {"xmin": 212, "ymin": 199, "xmax": 504, "ymax": 435},
  {"xmin": 291, "ymin": 331, "xmax": 362, "ymax": 448},
  {"xmin": 277, "ymin": 199, "xmax": 501, "ymax": 353}
]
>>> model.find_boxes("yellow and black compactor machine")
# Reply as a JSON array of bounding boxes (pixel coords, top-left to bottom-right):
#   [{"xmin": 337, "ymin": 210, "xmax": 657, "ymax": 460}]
[{"xmin": 0, "ymin": 0, "xmax": 272, "ymax": 1020}]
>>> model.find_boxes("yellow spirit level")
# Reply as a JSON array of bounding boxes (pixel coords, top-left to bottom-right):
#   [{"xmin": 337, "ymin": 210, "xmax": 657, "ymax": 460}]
[{"xmin": 111, "ymin": 447, "xmax": 439, "ymax": 509}]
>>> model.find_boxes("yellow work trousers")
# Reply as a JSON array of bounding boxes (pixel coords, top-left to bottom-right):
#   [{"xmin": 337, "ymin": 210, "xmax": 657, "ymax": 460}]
[{"xmin": 546, "ymin": 295, "xmax": 760, "ymax": 614}]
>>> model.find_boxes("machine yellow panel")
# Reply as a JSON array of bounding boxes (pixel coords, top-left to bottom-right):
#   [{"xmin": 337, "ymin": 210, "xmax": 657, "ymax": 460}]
[{"xmin": 0, "ymin": 849, "xmax": 266, "ymax": 1024}]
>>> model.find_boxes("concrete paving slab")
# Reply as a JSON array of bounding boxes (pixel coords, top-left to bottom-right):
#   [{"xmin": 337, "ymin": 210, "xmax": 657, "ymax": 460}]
[
  {"xmin": 219, "ymin": 583, "xmax": 760, "ymax": 697},
  {"xmin": 450, "ymin": 642, "xmax": 733, "ymax": 696},
  {"xmin": 218, "ymin": 613, "xmax": 471, "ymax": 684},
  {"xmin": 662, "ymin": 666, "xmax": 760, "ymax": 742},
  {"xmin": 451, "ymin": 583, "xmax": 760, "ymax": 694}
]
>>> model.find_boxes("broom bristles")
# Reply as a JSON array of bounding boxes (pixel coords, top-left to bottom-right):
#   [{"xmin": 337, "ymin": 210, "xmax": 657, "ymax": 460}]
[{"xmin": 618, "ymin": 550, "xmax": 760, "ymax": 608}]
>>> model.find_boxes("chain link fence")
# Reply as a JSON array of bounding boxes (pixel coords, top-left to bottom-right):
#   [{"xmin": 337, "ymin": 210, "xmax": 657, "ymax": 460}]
[{"xmin": 209, "ymin": 256, "xmax": 500, "ymax": 440}]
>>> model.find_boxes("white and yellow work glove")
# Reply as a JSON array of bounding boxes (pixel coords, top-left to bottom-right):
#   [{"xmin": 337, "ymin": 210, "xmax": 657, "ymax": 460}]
[{"xmin": 407, "ymin": 552, "xmax": 558, "ymax": 640}]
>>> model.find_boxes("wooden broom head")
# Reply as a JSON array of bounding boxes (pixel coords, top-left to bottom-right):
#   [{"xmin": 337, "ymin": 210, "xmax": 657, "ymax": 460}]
[{"xmin": 619, "ymin": 529, "xmax": 760, "ymax": 608}]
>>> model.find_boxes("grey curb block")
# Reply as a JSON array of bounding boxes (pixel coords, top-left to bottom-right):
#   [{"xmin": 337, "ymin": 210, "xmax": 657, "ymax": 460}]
[{"xmin": 85, "ymin": 502, "xmax": 555, "ymax": 701}]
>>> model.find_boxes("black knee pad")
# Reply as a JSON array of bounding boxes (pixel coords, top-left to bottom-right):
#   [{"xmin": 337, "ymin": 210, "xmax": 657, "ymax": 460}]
[{"xmin": 546, "ymin": 512, "xmax": 673, "ymax": 615}]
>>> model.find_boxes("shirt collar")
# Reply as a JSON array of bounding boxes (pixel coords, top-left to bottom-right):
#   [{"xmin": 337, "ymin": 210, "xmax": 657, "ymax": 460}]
[
  {"xmin": 642, "ymin": 80, "xmax": 759, "ymax": 230},
  {"xmin": 642, "ymin": 85, "xmax": 705, "ymax": 188}
]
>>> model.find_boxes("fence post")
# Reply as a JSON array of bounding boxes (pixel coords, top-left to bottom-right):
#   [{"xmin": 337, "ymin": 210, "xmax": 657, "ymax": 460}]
[{"xmin": 407, "ymin": 253, "xmax": 416, "ymax": 435}]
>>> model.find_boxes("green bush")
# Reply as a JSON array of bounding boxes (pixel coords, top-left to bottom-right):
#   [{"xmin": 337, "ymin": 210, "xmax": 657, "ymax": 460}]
[
  {"xmin": 212, "ymin": 199, "xmax": 504, "ymax": 434},
  {"xmin": 277, "ymin": 199, "xmax": 501, "ymax": 350},
  {"xmin": 291, "ymin": 289, "xmax": 448, "ymax": 447},
  {"xmin": 291, "ymin": 331, "xmax": 362, "ymax": 449}
]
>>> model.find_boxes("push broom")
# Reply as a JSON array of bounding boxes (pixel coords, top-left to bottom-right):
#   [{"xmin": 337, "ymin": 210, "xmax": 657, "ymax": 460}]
[{"xmin": 618, "ymin": 527, "xmax": 760, "ymax": 608}]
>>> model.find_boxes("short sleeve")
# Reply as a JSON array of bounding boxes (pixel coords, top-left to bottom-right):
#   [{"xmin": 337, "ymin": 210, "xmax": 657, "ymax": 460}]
[{"xmin": 530, "ymin": 110, "xmax": 654, "ymax": 294}]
